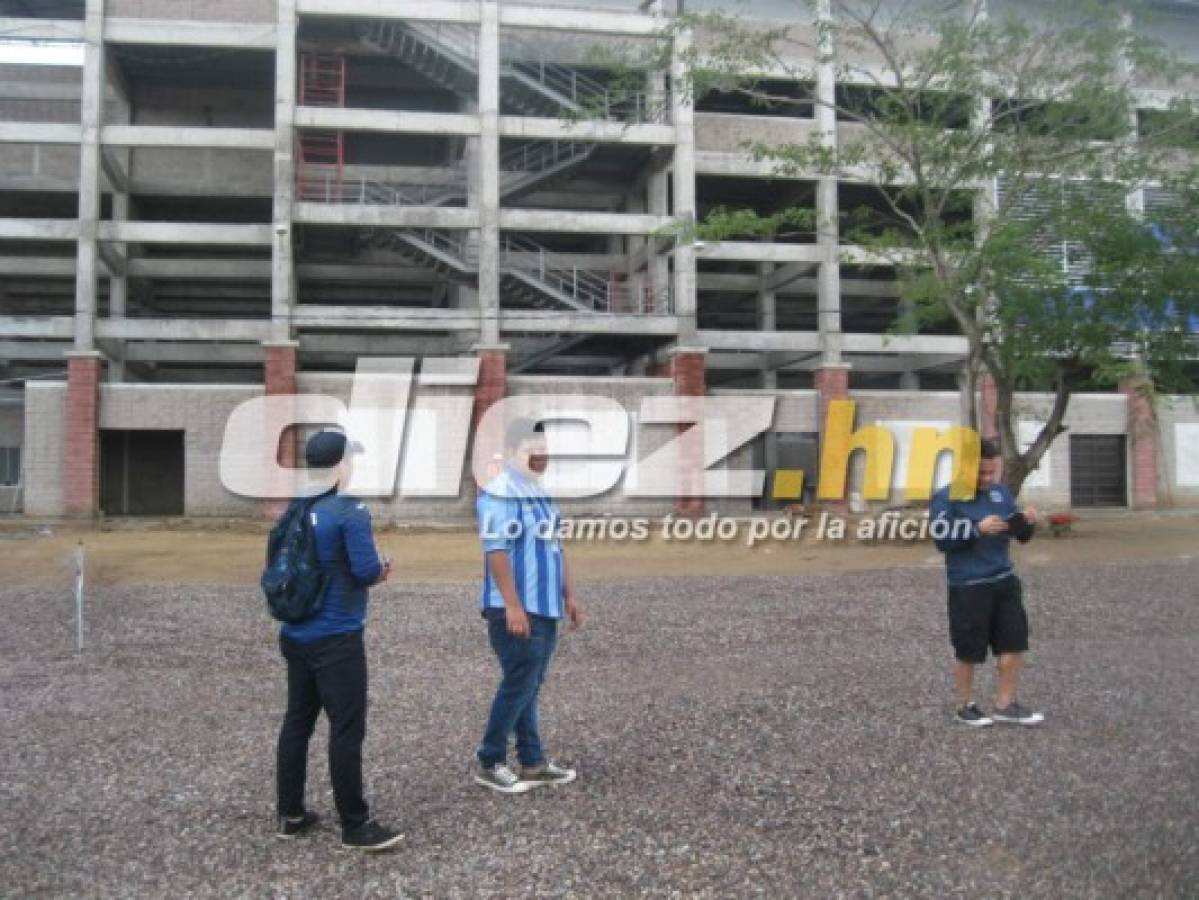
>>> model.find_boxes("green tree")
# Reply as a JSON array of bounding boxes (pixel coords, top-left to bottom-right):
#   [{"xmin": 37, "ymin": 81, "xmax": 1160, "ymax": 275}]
[{"xmin": 655, "ymin": 0, "xmax": 1199, "ymax": 494}]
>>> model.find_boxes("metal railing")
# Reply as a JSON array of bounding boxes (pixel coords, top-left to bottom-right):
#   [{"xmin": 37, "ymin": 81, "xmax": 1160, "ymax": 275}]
[
  {"xmin": 500, "ymin": 140, "xmax": 590, "ymax": 173},
  {"xmin": 501, "ymin": 235, "xmax": 618, "ymax": 311},
  {"xmin": 362, "ymin": 19, "xmax": 479, "ymax": 65},
  {"xmin": 297, "ymin": 171, "xmax": 468, "ymax": 207},
  {"xmin": 360, "ymin": 18, "xmax": 669, "ymax": 124}
]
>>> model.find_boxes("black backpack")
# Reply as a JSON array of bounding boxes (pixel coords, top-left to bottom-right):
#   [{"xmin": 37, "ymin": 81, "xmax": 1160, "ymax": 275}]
[{"xmin": 261, "ymin": 496, "xmax": 330, "ymax": 624}]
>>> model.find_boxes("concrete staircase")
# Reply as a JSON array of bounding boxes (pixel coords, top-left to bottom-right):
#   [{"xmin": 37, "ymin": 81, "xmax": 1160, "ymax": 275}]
[{"xmin": 346, "ymin": 19, "xmax": 650, "ymax": 312}]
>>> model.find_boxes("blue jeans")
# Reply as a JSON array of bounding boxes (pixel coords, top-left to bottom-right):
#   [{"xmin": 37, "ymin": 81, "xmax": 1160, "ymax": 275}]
[{"xmin": 477, "ymin": 610, "xmax": 559, "ymax": 768}]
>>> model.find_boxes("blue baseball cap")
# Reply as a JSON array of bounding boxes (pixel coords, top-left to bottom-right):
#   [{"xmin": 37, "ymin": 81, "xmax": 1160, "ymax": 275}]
[{"xmin": 304, "ymin": 430, "xmax": 363, "ymax": 467}]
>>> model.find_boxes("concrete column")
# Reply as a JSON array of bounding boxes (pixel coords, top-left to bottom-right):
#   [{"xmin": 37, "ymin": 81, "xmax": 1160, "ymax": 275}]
[
  {"xmin": 64, "ymin": 350, "xmax": 104, "ymax": 517},
  {"xmin": 814, "ymin": 0, "xmax": 842, "ymax": 365},
  {"xmin": 647, "ymin": 161, "xmax": 670, "ymax": 305},
  {"xmin": 671, "ymin": 347, "xmax": 706, "ymax": 517},
  {"xmin": 271, "ymin": 0, "xmax": 298, "ymax": 343},
  {"xmin": 73, "ymin": 0, "xmax": 105, "ymax": 352},
  {"xmin": 472, "ymin": 344, "xmax": 508, "ymax": 483},
  {"xmin": 108, "ymin": 191, "xmax": 129, "ymax": 381},
  {"xmin": 670, "ymin": 26, "xmax": 698, "ymax": 344},
  {"xmin": 757, "ymin": 263, "xmax": 779, "ymax": 501},
  {"xmin": 1120, "ymin": 373, "xmax": 1160, "ymax": 510},
  {"xmin": 757, "ymin": 261, "xmax": 777, "ymax": 389},
  {"xmin": 477, "ymin": 1, "xmax": 502, "ymax": 345}
]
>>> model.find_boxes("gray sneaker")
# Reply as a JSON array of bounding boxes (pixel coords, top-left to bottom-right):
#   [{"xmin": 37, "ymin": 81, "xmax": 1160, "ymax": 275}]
[
  {"xmin": 520, "ymin": 760, "xmax": 577, "ymax": 787},
  {"xmin": 954, "ymin": 702, "xmax": 993, "ymax": 727},
  {"xmin": 474, "ymin": 762, "xmax": 534, "ymax": 795},
  {"xmin": 992, "ymin": 701, "xmax": 1044, "ymax": 726}
]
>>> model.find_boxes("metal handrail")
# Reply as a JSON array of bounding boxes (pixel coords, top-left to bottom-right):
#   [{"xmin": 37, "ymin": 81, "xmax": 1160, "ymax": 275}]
[
  {"xmin": 499, "ymin": 140, "xmax": 589, "ymax": 173},
  {"xmin": 361, "ymin": 18, "xmax": 669, "ymax": 124}
]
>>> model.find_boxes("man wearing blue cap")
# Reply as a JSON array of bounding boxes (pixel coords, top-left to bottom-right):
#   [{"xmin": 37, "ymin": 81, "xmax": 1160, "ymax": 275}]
[{"xmin": 273, "ymin": 429, "xmax": 402, "ymax": 851}]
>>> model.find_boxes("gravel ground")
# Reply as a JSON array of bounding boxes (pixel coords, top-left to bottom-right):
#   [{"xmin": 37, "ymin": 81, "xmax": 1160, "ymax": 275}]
[{"xmin": 1, "ymin": 558, "xmax": 1196, "ymax": 898}]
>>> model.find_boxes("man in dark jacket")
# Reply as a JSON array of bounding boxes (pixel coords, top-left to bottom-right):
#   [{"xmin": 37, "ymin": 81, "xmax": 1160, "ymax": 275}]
[
  {"xmin": 273, "ymin": 430, "xmax": 401, "ymax": 850},
  {"xmin": 930, "ymin": 438, "xmax": 1044, "ymax": 728}
]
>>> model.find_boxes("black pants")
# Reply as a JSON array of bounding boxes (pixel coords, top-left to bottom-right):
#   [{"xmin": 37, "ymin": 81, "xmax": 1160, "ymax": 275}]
[{"xmin": 276, "ymin": 630, "xmax": 370, "ymax": 830}]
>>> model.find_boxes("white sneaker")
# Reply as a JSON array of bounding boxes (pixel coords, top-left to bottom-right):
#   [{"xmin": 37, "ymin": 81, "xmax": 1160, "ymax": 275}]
[
  {"xmin": 992, "ymin": 701, "xmax": 1044, "ymax": 726},
  {"xmin": 474, "ymin": 762, "xmax": 534, "ymax": 794}
]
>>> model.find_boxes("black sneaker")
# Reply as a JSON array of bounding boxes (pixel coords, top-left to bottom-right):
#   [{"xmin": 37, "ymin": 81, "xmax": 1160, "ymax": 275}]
[
  {"xmin": 519, "ymin": 760, "xmax": 577, "ymax": 787},
  {"xmin": 955, "ymin": 702, "xmax": 993, "ymax": 727},
  {"xmin": 276, "ymin": 810, "xmax": 319, "ymax": 839},
  {"xmin": 992, "ymin": 700, "xmax": 1044, "ymax": 726},
  {"xmin": 341, "ymin": 820, "xmax": 403, "ymax": 852},
  {"xmin": 474, "ymin": 761, "xmax": 533, "ymax": 795}
]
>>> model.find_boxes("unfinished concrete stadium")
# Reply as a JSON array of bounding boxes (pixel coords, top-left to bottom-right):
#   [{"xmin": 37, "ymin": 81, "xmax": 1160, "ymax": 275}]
[{"xmin": 0, "ymin": 0, "xmax": 1196, "ymax": 519}]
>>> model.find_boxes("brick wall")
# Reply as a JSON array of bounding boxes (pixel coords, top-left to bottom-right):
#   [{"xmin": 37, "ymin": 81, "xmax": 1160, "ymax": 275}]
[{"xmin": 63, "ymin": 353, "xmax": 102, "ymax": 517}]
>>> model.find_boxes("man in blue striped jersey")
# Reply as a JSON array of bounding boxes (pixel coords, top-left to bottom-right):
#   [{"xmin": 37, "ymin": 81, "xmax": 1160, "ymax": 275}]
[{"xmin": 473, "ymin": 418, "xmax": 583, "ymax": 794}]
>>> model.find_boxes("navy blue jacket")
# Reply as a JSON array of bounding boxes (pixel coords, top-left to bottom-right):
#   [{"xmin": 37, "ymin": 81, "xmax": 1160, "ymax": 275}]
[
  {"xmin": 930, "ymin": 482, "xmax": 1027, "ymax": 587},
  {"xmin": 280, "ymin": 491, "xmax": 383, "ymax": 642}
]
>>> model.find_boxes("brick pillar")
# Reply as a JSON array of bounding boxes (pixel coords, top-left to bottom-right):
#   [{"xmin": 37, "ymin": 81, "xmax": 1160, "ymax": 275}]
[
  {"xmin": 814, "ymin": 365, "xmax": 850, "ymax": 510},
  {"xmin": 263, "ymin": 341, "xmax": 299, "ymax": 518},
  {"xmin": 64, "ymin": 351, "xmax": 104, "ymax": 517},
  {"xmin": 473, "ymin": 346, "xmax": 508, "ymax": 485},
  {"xmin": 672, "ymin": 348, "xmax": 706, "ymax": 517},
  {"xmin": 978, "ymin": 370, "xmax": 999, "ymax": 440},
  {"xmin": 1120, "ymin": 373, "xmax": 1159, "ymax": 510}
]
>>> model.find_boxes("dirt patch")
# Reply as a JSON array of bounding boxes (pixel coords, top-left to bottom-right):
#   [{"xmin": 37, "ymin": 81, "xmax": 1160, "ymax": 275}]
[{"xmin": 1, "ymin": 510, "xmax": 1195, "ymax": 588}]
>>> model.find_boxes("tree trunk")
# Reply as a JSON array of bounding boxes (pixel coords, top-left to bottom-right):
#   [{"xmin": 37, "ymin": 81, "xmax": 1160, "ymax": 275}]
[{"xmin": 999, "ymin": 366, "xmax": 1072, "ymax": 498}]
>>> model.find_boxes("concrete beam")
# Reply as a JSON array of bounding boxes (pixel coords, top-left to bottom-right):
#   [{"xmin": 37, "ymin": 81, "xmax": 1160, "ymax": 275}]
[
  {"xmin": 100, "ymin": 125, "xmax": 274, "ymax": 150},
  {"xmin": 498, "ymin": 117, "xmax": 675, "ymax": 146},
  {"xmin": 104, "ymin": 18, "xmax": 276, "ymax": 49},
  {"xmin": 128, "ymin": 258, "xmax": 271, "ymax": 280},
  {"xmin": 299, "ymin": 333, "xmax": 464, "ymax": 355},
  {"xmin": 121, "ymin": 342, "xmax": 264, "ymax": 365},
  {"xmin": 296, "ymin": 107, "xmax": 480, "ymax": 136},
  {"xmin": 698, "ymin": 330, "xmax": 822, "ymax": 353},
  {"xmin": 0, "ymin": 316, "xmax": 75, "ymax": 339},
  {"xmin": 0, "ymin": 18, "xmax": 84, "ymax": 41},
  {"xmin": 294, "ymin": 203, "xmax": 480, "ymax": 230},
  {"xmin": 696, "ymin": 273, "xmax": 902, "ymax": 297},
  {"xmin": 0, "ymin": 123, "xmax": 81, "ymax": 145},
  {"xmin": 0, "ymin": 339, "xmax": 71, "ymax": 361},
  {"xmin": 95, "ymin": 318, "xmax": 272, "ymax": 342},
  {"xmin": 696, "ymin": 243, "xmax": 823, "ymax": 263},
  {"xmin": 296, "ymin": 0, "xmax": 480, "ymax": 23},
  {"xmin": 292, "ymin": 305, "xmax": 482, "ymax": 331},
  {"xmin": 842, "ymin": 352, "xmax": 964, "ymax": 374},
  {"xmin": 840, "ymin": 333, "xmax": 968, "ymax": 355},
  {"xmin": 0, "ymin": 257, "xmax": 77, "ymax": 277},
  {"xmin": 0, "ymin": 218, "xmax": 79, "ymax": 241},
  {"xmin": 498, "ymin": 209, "xmax": 671, "ymax": 235},
  {"xmin": 499, "ymin": 5, "xmax": 660, "ymax": 35},
  {"xmin": 501, "ymin": 312, "xmax": 678, "ymax": 335},
  {"xmin": 97, "ymin": 222, "xmax": 274, "ymax": 246}
]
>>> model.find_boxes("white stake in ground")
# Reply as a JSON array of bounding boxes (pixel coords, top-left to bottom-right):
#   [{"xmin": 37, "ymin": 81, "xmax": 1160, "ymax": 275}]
[{"xmin": 74, "ymin": 541, "xmax": 85, "ymax": 653}]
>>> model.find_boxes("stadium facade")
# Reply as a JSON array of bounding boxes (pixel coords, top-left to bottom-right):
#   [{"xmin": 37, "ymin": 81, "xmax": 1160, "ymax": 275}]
[{"xmin": 0, "ymin": 0, "xmax": 1196, "ymax": 519}]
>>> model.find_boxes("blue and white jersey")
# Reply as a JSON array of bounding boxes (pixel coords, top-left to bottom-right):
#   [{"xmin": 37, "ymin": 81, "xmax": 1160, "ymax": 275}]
[{"xmin": 476, "ymin": 466, "xmax": 565, "ymax": 619}]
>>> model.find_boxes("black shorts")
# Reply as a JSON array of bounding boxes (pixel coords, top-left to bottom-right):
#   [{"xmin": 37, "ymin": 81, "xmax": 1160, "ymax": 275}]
[{"xmin": 946, "ymin": 574, "xmax": 1029, "ymax": 664}]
